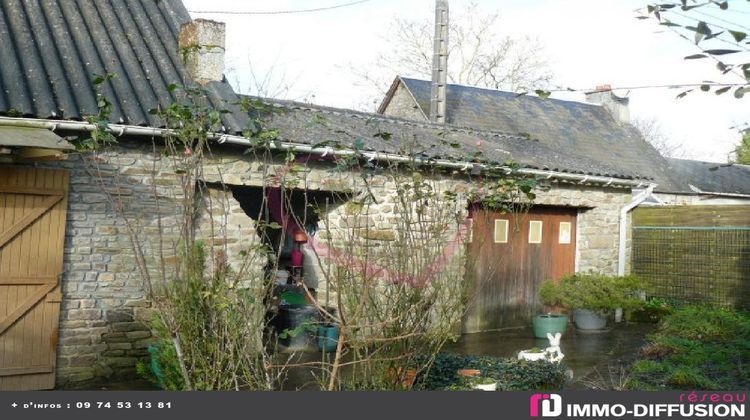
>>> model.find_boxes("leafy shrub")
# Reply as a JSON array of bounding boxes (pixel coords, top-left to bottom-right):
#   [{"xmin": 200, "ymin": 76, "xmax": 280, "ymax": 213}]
[
  {"xmin": 658, "ymin": 306, "xmax": 747, "ymax": 341},
  {"xmin": 137, "ymin": 242, "xmax": 274, "ymax": 390},
  {"xmin": 539, "ymin": 272, "xmax": 645, "ymax": 313},
  {"xmin": 630, "ymin": 297, "xmax": 674, "ymax": 323},
  {"xmin": 135, "ymin": 327, "xmax": 185, "ymax": 390},
  {"xmin": 628, "ymin": 306, "xmax": 750, "ymax": 390},
  {"xmin": 414, "ymin": 352, "xmax": 567, "ymax": 391}
]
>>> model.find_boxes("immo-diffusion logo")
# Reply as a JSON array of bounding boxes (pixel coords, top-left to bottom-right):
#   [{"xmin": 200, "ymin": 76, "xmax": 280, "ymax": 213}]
[
  {"xmin": 529, "ymin": 392, "xmax": 746, "ymax": 418},
  {"xmin": 530, "ymin": 393, "xmax": 562, "ymax": 417}
]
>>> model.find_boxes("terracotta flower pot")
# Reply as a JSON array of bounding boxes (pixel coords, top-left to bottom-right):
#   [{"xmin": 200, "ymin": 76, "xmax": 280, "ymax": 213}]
[{"xmin": 457, "ymin": 369, "xmax": 481, "ymax": 378}]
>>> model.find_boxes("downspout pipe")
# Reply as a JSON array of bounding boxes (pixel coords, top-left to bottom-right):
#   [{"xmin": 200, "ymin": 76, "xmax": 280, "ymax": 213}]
[
  {"xmin": 0, "ymin": 116, "xmax": 649, "ymax": 188},
  {"xmin": 617, "ymin": 185, "xmax": 656, "ymax": 276}
]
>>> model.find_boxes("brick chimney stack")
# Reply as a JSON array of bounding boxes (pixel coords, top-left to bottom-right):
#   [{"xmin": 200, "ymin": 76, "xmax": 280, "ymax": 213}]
[{"xmin": 178, "ymin": 19, "xmax": 226, "ymax": 85}]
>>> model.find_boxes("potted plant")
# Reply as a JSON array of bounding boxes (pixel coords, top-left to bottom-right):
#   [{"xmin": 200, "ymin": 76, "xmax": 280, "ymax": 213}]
[
  {"xmin": 517, "ymin": 347, "xmax": 547, "ymax": 362},
  {"xmin": 536, "ymin": 281, "xmax": 569, "ymax": 338},
  {"xmin": 538, "ymin": 273, "xmax": 644, "ymax": 331},
  {"xmin": 472, "ymin": 377, "xmax": 497, "ymax": 391}
]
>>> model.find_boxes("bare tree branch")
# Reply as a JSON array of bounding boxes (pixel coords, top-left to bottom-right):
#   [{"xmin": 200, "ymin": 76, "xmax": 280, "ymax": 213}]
[
  {"xmin": 632, "ymin": 116, "xmax": 687, "ymax": 158},
  {"xmin": 350, "ymin": 1, "xmax": 554, "ymax": 111}
]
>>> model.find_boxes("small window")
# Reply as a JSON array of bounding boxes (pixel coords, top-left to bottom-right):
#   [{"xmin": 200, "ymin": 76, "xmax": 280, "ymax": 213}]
[
  {"xmin": 559, "ymin": 222, "xmax": 572, "ymax": 244},
  {"xmin": 529, "ymin": 220, "xmax": 543, "ymax": 244},
  {"xmin": 494, "ymin": 219, "xmax": 509, "ymax": 243}
]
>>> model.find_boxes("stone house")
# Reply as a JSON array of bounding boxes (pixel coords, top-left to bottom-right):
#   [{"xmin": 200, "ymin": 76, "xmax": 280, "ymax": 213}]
[
  {"xmin": 379, "ymin": 76, "xmax": 750, "ymax": 309},
  {"xmin": 379, "ymin": 76, "xmax": 750, "ymax": 205},
  {"xmin": 0, "ymin": 0, "xmax": 735, "ymax": 390}
]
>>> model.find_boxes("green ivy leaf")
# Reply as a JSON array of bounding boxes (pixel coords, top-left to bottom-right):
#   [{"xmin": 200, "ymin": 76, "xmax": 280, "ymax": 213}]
[
  {"xmin": 703, "ymin": 49, "xmax": 741, "ymax": 56},
  {"xmin": 534, "ymin": 90, "xmax": 551, "ymax": 99},
  {"xmin": 659, "ymin": 20, "xmax": 682, "ymax": 27},
  {"xmin": 715, "ymin": 86, "xmax": 731, "ymax": 95},
  {"xmin": 692, "ymin": 21, "xmax": 711, "ymax": 44},
  {"xmin": 730, "ymin": 31, "xmax": 747, "ymax": 42},
  {"xmin": 373, "ymin": 131, "xmax": 392, "ymax": 141},
  {"xmin": 676, "ymin": 89, "xmax": 692, "ymax": 99}
]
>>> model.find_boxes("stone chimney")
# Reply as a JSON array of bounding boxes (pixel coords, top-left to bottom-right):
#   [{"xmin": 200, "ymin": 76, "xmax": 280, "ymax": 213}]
[
  {"xmin": 178, "ymin": 19, "xmax": 226, "ymax": 85},
  {"xmin": 585, "ymin": 84, "xmax": 630, "ymax": 124},
  {"xmin": 429, "ymin": 0, "xmax": 449, "ymax": 124}
]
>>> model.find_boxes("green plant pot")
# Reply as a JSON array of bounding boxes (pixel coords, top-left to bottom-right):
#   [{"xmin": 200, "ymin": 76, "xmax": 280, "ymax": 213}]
[{"xmin": 532, "ymin": 314, "xmax": 568, "ymax": 338}]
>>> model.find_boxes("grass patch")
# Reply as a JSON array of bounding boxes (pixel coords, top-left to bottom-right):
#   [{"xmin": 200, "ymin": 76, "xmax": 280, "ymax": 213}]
[{"xmin": 628, "ymin": 306, "xmax": 749, "ymax": 390}]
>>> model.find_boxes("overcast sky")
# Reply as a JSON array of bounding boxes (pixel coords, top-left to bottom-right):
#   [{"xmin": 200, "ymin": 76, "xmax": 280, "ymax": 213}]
[{"xmin": 182, "ymin": 0, "xmax": 750, "ymax": 163}]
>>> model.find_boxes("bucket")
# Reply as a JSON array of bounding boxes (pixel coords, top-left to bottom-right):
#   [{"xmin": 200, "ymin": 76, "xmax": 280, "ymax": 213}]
[
  {"xmin": 279, "ymin": 290, "xmax": 305, "ymax": 306},
  {"xmin": 317, "ymin": 324, "xmax": 339, "ymax": 352}
]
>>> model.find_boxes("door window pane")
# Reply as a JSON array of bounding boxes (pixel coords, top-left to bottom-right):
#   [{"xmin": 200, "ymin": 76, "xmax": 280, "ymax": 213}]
[
  {"xmin": 529, "ymin": 220, "xmax": 543, "ymax": 244},
  {"xmin": 494, "ymin": 219, "xmax": 509, "ymax": 243},
  {"xmin": 559, "ymin": 222, "xmax": 572, "ymax": 244}
]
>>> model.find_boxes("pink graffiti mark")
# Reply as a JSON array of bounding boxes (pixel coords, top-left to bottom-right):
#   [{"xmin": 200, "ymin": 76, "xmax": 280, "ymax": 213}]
[
  {"xmin": 271, "ymin": 155, "xmax": 475, "ymax": 287},
  {"xmin": 306, "ymin": 220, "xmax": 470, "ymax": 288}
]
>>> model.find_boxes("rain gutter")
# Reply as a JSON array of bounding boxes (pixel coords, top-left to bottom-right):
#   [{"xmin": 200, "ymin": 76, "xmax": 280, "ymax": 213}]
[{"xmin": 0, "ymin": 116, "xmax": 650, "ymax": 188}]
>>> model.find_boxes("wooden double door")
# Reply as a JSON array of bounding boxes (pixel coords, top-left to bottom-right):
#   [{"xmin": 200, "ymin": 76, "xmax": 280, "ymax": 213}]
[
  {"xmin": 464, "ymin": 206, "xmax": 577, "ymax": 333},
  {"xmin": 0, "ymin": 166, "xmax": 69, "ymax": 390}
]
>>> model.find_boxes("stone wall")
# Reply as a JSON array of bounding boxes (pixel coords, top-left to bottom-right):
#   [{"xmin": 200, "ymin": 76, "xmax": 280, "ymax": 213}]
[
  {"xmin": 196, "ymin": 186, "xmax": 265, "ymax": 286},
  {"xmin": 24, "ymin": 137, "xmax": 633, "ymax": 387},
  {"xmin": 533, "ymin": 183, "xmax": 632, "ymax": 274},
  {"xmin": 37, "ymin": 141, "xmax": 184, "ymax": 386},
  {"xmin": 308, "ymin": 174, "xmax": 472, "ymax": 313},
  {"xmin": 381, "ymin": 83, "xmax": 428, "ymax": 122}
]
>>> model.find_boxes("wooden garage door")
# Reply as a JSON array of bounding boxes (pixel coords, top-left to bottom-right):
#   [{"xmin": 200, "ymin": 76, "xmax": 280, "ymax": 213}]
[
  {"xmin": 464, "ymin": 207, "xmax": 577, "ymax": 333},
  {"xmin": 0, "ymin": 166, "xmax": 69, "ymax": 390}
]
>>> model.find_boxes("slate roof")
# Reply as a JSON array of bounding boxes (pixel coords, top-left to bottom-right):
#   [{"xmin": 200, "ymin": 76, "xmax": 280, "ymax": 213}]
[
  {"xmin": 666, "ymin": 158, "xmax": 750, "ymax": 195},
  {"xmin": 0, "ymin": 0, "xmax": 648, "ymax": 182},
  {"xmin": 381, "ymin": 77, "xmax": 686, "ymax": 191},
  {"xmin": 0, "ymin": 0, "xmax": 247, "ymax": 132},
  {"xmin": 249, "ymin": 97, "xmax": 647, "ymax": 180}
]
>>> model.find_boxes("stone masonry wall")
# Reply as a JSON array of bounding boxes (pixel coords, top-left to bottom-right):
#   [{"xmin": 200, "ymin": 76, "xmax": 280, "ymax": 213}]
[
  {"xmin": 533, "ymin": 183, "xmax": 632, "ymax": 275},
  {"xmin": 26, "ymin": 138, "xmax": 632, "ymax": 387},
  {"xmin": 35, "ymin": 141, "xmax": 188, "ymax": 387},
  {"xmin": 196, "ymin": 186, "xmax": 265, "ymax": 287},
  {"xmin": 381, "ymin": 83, "xmax": 428, "ymax": 121}
]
